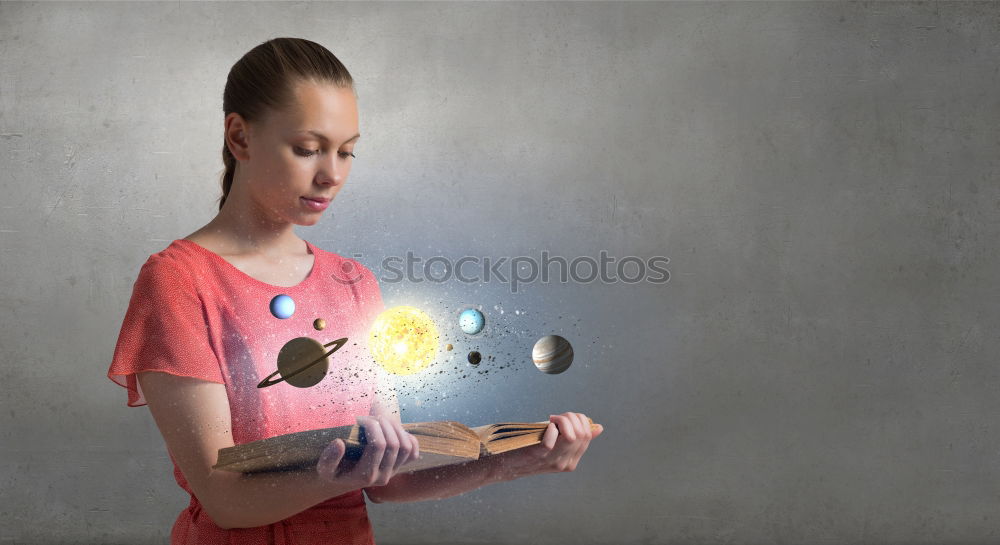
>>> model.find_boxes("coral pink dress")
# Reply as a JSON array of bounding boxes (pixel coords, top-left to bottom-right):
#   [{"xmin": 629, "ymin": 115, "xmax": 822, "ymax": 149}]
[{"xmin": 107, "ymin": 238, "xmax": 385, "ymax": 544}]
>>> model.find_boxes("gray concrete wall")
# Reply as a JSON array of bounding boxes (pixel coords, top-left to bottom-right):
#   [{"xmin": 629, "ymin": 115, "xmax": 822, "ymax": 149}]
[{"xmin": 2, "ymin": 1, "xmax": 999, "ymax": 543}]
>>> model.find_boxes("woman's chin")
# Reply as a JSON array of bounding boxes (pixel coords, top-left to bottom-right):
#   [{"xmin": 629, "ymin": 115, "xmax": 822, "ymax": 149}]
[{"xmin": 295, "ymin": 213, "xmax": 323, "ymax": 226}]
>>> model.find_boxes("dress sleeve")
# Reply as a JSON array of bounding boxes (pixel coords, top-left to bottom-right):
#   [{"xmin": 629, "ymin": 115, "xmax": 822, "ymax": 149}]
[{"xmin": 106, "ymin": 256, "xmax": 224, "ymax": 407}]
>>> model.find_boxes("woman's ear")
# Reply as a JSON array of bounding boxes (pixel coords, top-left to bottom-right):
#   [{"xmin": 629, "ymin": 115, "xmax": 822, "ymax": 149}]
[{"xmin": 225, "ymin": 113, "xmax": 251, "ymax": 161}]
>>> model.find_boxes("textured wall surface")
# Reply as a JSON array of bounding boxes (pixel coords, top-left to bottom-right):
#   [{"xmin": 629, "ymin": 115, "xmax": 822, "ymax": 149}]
[{"xmin": 2, "ymin": 1, "xmax": 1000, "ymax": 544}]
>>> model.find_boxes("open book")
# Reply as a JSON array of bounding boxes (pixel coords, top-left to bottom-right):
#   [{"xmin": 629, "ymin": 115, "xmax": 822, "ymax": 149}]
[{"xmin": 213, "ymin": 418, "xmax": 599, "ymax": 475}]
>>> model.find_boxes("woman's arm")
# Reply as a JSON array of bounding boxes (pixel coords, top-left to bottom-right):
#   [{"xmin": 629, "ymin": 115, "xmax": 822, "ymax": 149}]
[
  {"xmin": 137, "ymin": 371, "xmax": 415, "ymax": 529},
  {"xmin": 362, "ymin": 383, "xmax": 603, "ymax": 503}
]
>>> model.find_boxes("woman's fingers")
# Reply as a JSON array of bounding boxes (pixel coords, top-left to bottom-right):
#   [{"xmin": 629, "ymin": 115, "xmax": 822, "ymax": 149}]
[
  {"xmin": 545, "ymin": 412, "xmax": 598, "ymax": 472},
  {"xmin": 327, "ymin": 416, "xmax": 425, "ymax": 488},
  {"xmin": 409, "ymin": 428, "xmax": 420, "ymax": 462},
  {"xmin": 568, "ymin": 413, "xmax": 591, "ymax": 470},
  {"xmin": 581, "ymin": 413, "xmax": 594, "ymax": 440},
  {"xmin": 383, "ymin": 417, "xmax": 412, "ymax": 473},
  {"xmin": 550, "ymin": 414, "xmax": 577, "ymax": 442},
  {"xmin": 316, "ymin": 438, "xmax": 346, "ymax": 481},
  {"xmin": 378, "ymin": 416, "xmax": 399, "ymax": 473},
  {"xmin": 556, "ymin": 413, "xmax": 580, "ymax": 471},
  {"xmin": 355, "ymin": 417, "xmax": 387, "ymax": 484},
  {"xmin": 399, "ymin": 427, "xmax": 419, "ymax": 467},
  {"xmin": 542, "ymin": 420, "xmax": 559, "ymax": 450},
  {"xmin": 373, "ymin": 416, "xmax": 399, "ymax": 478}
]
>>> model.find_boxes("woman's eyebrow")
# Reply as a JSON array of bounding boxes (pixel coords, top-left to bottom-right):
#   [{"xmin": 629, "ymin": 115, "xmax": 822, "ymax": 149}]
[{"xmin": 298, "ymin": 130, "xmax": 361, "ymax": 144}]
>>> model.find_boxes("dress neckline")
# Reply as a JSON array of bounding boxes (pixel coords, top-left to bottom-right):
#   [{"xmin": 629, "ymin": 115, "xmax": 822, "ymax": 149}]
[{"xmin": 173, "ymin": 238, "xmax": 319, "ymax": 291}]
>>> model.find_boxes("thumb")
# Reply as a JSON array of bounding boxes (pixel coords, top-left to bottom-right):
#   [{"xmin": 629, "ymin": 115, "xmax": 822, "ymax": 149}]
[
  {"xmin": 318, "ymin": 438, "xmax": 346, "ymax": 475},
  {"xmin": 592, "ymin": 424, "xmax": 604, "ymax": 438}
]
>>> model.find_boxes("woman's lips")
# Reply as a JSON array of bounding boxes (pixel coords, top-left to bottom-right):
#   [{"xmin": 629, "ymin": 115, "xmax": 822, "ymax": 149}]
[{"xmin": 300, "ymin": 197, "xmax": 330, "ymax": 211}]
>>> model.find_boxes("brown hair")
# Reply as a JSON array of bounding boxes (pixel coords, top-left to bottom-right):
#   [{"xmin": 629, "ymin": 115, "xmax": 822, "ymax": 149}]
[{"xmin": 219, "ymin": 37, "xmax": 355, "ymax": 211}]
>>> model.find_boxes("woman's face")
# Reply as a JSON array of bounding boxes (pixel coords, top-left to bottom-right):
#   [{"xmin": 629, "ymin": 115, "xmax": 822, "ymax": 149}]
[{"xmin": 239, "ymin": 80, "xmax": 360, "ymax": 227}]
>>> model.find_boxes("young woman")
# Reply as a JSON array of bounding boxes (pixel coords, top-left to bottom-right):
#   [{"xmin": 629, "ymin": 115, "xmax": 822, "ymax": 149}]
[{"xmin": 107, "ymin": 37, "xmax": 603, "ymax": 545}]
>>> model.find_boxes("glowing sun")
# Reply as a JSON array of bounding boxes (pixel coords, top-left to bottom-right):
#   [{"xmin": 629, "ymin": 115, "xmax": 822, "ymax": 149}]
[{"xmin": 368, "ymin": 305, "xmax": 440, "ymax": 375}]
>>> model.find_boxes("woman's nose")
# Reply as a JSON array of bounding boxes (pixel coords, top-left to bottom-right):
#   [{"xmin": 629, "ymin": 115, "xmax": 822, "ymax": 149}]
[{"xmin": 317, "ymin": 154, "xmax": 344, "ymax": 185}]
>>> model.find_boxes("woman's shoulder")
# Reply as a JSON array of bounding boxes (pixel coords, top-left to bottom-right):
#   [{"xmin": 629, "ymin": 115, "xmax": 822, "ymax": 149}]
[
  {"xmin": 143, "ymin": 239, "xmax": 202, "ymax": 269},
  {"xmin": 132, "ymin": 239, "xmax": 215, "ymax": 291}
]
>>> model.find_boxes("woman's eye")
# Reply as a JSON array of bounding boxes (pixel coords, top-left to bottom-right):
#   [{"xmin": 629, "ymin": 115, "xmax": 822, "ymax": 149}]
[{"xmin": 294, "ymin": 147, "xmax": 355, "ymax": 159}]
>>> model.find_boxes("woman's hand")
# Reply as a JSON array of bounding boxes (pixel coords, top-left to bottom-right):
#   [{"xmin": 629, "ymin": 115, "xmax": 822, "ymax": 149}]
[
  {"xmin": 490, "ymin": 412, "xmax": 604, "ymax": 482},
  {"xmin": 314, "ymin": 415, "xmax": 421, "ymax": 489}
]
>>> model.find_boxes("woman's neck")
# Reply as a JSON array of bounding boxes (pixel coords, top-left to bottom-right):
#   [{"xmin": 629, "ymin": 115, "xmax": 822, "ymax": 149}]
[{"xmin": 188, "ymin": 202, "xmax": 305, "ymax": 259}]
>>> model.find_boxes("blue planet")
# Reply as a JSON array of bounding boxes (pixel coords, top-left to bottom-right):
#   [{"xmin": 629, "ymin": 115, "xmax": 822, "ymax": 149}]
[
  {"xmin": 458, "ymin": 308, "xmax": 485, "ymax": 335},
  {"xmin": 270, "ymin": 294, "xmax": 295, "ymax": 319}
]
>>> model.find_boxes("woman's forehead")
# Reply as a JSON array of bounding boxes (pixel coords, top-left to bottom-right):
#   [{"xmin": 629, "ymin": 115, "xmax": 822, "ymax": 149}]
[
  {"xmin": 290, "ymin": 82, "xmax": 355, "ymax": 114},
  {"xmin": 263, "ymin": 115, "xmax": 357, "ymax": 144},
  {"xmin": 277, "ymin": 84, "xmax": 357, "ymax": 136}
]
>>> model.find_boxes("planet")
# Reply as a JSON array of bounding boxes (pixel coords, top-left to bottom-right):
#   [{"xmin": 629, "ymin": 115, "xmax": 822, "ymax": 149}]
[
  {"xmin": 269, "ymin": 294, "xmax": 295, "ymax": 319},
  {"xmin": 257, "ymin": 336, "xmax": 348, "ymax": 388},
  {"xmin": 313, "ymin": 318, "xmax": 326, "ymax": 331},
  {"xmin": 369, "ymin": 305, "xmax": 440, "ymax": 375},
  {"xmin": 458, "ymin": 308, "xmax": 485, "ymax": 335},
  {"xmin": 445, "ymin": 343, "xmax": 453, "ymax": 351},
  {"xmin": 531, "ymin": 335, "xmax": 573, "ymax": 374},
  {"xmin": 467, "ymin": 351, "xmax": 482, "ymax": 365}
]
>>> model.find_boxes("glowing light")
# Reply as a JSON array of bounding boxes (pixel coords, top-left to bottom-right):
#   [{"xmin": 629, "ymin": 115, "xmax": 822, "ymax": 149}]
[{"xmin": 368, "ymin": 305, "xmax": 440, "ymax": 375}]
